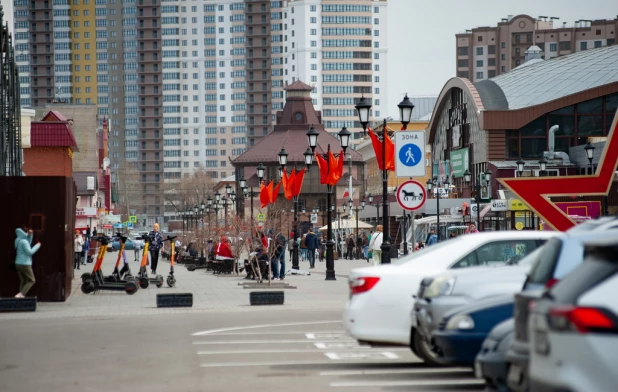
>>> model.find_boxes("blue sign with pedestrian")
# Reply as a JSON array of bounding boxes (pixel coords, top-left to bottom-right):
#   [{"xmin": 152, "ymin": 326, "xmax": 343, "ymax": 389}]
[
  {"xmin": 394, "ymin": 131, "xmax": 426, "ymax": 177},
  {"xmin": 398, "ymin": 144, "xmax": 422, "ymax": 167}
]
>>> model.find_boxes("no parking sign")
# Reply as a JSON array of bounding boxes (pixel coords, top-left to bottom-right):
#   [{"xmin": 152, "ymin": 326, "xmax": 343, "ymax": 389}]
[{"xmin": 396, "ymin": 180, "xmax": 427, "ymax": 211}]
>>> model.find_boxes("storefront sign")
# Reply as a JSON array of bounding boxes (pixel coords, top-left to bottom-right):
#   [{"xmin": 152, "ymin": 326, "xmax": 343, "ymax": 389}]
[
  {"xmin": 76, "ymin": 207, "xmax": 97, "ymax": 217},
  {"xmin": 449, "ymin": 148, "xmax": 469, "ymax": 178},
  {"xmin": 491, "ymin": 199, "xmax": 508, "ymax": 211},
  {"xmin": 508, "ymin": 199, "xmax": 529, "ymax": 211}
]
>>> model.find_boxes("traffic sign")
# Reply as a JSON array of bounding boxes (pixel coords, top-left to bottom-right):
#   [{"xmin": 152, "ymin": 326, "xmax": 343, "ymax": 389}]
[
  {"xmin": 396, "ymin": 180, "xmax": 427, "ymax": 211},
  {"xmin": 129, "ymin": 215, "xmax": 137, "ymax": 223},
  {"xmin": 127, "ymin": 222, "xmax": 133, "ymax": 228},
  {"xmin": 257, "ymin": 213, "xmax": 265, "ymax": 222},
  {"xmin": 310, "ymin": 214, "xmax": 318, "ymax": 224},
  {"xmin": 394, "ymin": 131, "xmax": 425, "ymax": 177}
]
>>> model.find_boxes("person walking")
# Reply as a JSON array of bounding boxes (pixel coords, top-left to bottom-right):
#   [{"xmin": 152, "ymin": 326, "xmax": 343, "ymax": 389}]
[
  {"xmin": 362, "ymin": 233, "xmax": 370, "ymax": 262},
  {"xmin": 85, "ymin": 225, "xmax": 91, "ymax": 242},
  {"xmin": 426, "ymin": 229, "xmax": 438, "ymax": 245},
  {"xmin": 368, "ymin": 225, "xmax": 383, "ymax": 266},
  {"xmin": 148, "ymin": 223, "xmax": 163, "ymax": 274},
  {"xmin": 465, "ymin": 223, "xmax": 480, "ymax": 234},
  {"xmin": 74, "ymin": 230, "xmax": 84, "ymax": 270},
  {"xmin": 14, "ymin": 225, "xmax": 41, "ymax": 298},
  {"xmin": 305, "ymin": 229, "xmax": 318, "ymax": 268},
  {"xmin": 300, "ymin": 234, "xmax": 307, "ymax": 261},
  {"xmin": 346, "ymin": 234, "xmax": 355, "ymax": 260},
  {"xmin": 276, "ymin": 234, "xmax": 287, "ymax": 280}
]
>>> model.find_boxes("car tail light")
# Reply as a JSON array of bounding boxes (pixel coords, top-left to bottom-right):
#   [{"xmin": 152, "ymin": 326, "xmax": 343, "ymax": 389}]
[
  {"xmin": 545, "ymin": 278, "xmax": 559, "ymax": 289},
  {"xmin": 349, "ymin": 276, "xmax": 380, "ymax": 295},
  {"xmin": 548, "ymin": 306, "xmax": 617, "ymax": 333}
]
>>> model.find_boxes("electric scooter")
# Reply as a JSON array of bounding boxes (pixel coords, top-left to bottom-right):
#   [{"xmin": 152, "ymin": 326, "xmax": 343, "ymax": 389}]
[
  {"xmin": 135, "ymin": 234, "xmax": 164, "ymax": 289},
  {"xmin": 80, "ymin": 235, "xmax": 139, "ymax": 295},
  {"xmin": 164, "ymin": 235, "xmax": 177, "ymax": 287},
  {"xmin": 104, "ymin": 233, "xmax": 134, "ymax": 282}
]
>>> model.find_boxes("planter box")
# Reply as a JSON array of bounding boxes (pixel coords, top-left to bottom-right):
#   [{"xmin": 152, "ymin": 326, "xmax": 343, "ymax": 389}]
[
  {"xmin": 250, "ymin": 291, "xmax": 284, "ymax": 305},
  {"xmin": 0, "ymin": 297, "xmax": 37, "ymax": 312},
  {"xmin": 156, "ymin": 293, "xmax": 193, "ymax": 308}
]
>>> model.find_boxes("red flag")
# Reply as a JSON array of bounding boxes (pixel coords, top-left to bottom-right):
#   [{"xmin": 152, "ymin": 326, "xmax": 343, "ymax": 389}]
[
  {"xmin": 260, "ymin": 181, "xmax": 273, "ymax": 208},
  {"xmin": 281, "ymin": 169, "xmax": 291, "ymax": 200},
  {"xmin": 369, "ymin": 127, "xmax": 395, "ymax": 171},
  {"xmin": 327, "ymin": 150, "xmax": 339, "ymax": 185},
  {"xmin": 286, "ymin": 168, "xmax": 296, "ymax": 200},
  {"xmin": 271, "ymin": 182, "xmax": 281, "ymax": 204},
  {"xmin": 292, "ymin": 168, "xmax": 306, "ymax": 196},
  {"xmin": 315, "ymin": 153, "xmax": 329, "ymax": 185}
]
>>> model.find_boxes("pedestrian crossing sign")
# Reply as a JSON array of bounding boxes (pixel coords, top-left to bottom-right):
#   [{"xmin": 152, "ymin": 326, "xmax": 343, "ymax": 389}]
[
  {"xmin": 257, "ymin": 213, "xmax": 265, "ymax": 222},
  {"xmin": 129, "ymin": 215, "xmax": 137, "ymax": 223}
]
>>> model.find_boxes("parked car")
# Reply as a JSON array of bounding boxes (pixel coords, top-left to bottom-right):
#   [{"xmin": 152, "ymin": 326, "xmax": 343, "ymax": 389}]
[
  {"xmin": 413, "ymin": 244, "xmax": 550, "ymax": 365},
  {"xmin": 505, "ymin": 221, "xmax": 618, "ymax": 392},
  {"xmin": 343, "ymin": 231, "xmax": 555, "ymax": 347},
  {"xmin": 528, "ymin": 235, "xmax": 618, "ymax": 392},
  {"xmin": 474, "ymin": 318, "xmax": 514, "ymax": 389},
  {"xmin": 431, "ymin": 293, "xmax": 515, "ymax": 366},
  {"xmin": 111, "ymin": 237, "xmax": 144, "ymax": 251}
]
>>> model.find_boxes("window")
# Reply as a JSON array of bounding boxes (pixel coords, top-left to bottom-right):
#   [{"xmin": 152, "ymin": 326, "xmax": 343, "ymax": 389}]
[
  {"xmin": 501, "ymin": 54, "xmax": 506, "ymax": 60},
  {"xmin": 476, "ymin": 72, "xmax": 483, "ymax": 79},
  {"xmin": 581, "ymin": 41, "xmax": 588, "ymax": 50},
  {"xmin": 594, "ymin": 41, "xmax": 603, "ymax": 48},
  {"xmin": 476, "ymin": 60, "xmax": 483, "ymax": 67},
  {"xmin": 452, "ymin": 240, "xmax": 542, "ymax": 268},
  {"xmin": 549, "ymin": 43, "xmax": 557, "ymax": 52},
  {"xmin": 559, "ymin": 41, "xmax": 571, "ymax": 51},
  {"xmin": 476, "ymin": 47, "xmax": 483, "ymax": 55},
  {"xmin": 501, "ymin": 42, "xmax": 506, "ymax": 48},
  {"xmin": 457, "ymin": 47, "xmax": 468, "ymax": 56}
]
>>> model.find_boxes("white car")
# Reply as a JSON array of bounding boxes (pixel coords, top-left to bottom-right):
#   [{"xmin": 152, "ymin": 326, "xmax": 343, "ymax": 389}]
[{"xmin": 343, "ymin": 231, "xmax": 557, "ymax": 347}]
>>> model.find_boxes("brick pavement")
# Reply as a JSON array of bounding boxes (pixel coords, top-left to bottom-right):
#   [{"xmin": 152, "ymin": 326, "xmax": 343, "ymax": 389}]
[{"xmin": 0, "ymin": 250, "xmax": 397, "ymax": 320}]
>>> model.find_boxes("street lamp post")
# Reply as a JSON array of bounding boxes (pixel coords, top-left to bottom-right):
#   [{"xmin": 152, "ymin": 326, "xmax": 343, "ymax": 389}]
[
  {"xmin": 355, "ymin": 94, "xmax": 414, "ymax": 264},
  {"xmin": 584, "ymin": 142, "xmax": 607, "ymax": 215},
  {"xmin": 425, "ymin": 178, "xmax": 449, "ymax": 241},
  {"xmin": 463, "ymin": 169, "xmax": 491, "ymax": 230},
  {"xmin": 278, "ymin": 148, "xmax": 301, "ymax": 270},
  {"xmin": 368, "ymin": 194, "xmax": 380, "ymax": 220},
  {"xmin": 306, "ymin": 125, "xmax": 350, "ymax": 280}
]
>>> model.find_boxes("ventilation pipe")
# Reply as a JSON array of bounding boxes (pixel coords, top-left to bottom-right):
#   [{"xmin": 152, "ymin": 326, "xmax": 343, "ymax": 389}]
[{"xmin": 548, "ymin": 125, "xmax": 559, "ymax": 160}]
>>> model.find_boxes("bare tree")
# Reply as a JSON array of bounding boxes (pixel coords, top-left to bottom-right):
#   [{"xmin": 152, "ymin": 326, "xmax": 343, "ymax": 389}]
[
  {"xmin": 164, "ymin": 167, "xmax": 215, "ymax": 215},
  {"xmin": 115, "ymin": 161, "xmax": 144, "ymax": 220}
]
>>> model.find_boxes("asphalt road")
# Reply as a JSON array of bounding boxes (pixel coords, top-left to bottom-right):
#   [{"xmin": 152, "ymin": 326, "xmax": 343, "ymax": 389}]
[{"xmin": 0, "ymin": 309, "xmax": 485, "ymax": 392}]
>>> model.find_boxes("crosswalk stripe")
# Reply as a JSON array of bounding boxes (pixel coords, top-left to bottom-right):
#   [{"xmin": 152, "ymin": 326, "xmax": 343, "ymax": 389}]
[
  {"xmin": 201, "ymin": 330, "xmax": 345, "ymax": 336},
  {"xmin": 200, "ymin": 359, "xmax": 402, "ymax": 368},
  {"xmin": 192, "ymin": 339, "xmax": 356, "ymax": 345},
  {"xmin": 196, "ymin": 348, "xmax": 409, "ymax": 355}
]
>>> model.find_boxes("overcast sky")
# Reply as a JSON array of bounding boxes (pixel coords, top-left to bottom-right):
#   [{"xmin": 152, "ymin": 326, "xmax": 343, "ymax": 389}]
[{"xmin": 385, "ymin": 0, "xmax": 618, "ymax": 117}]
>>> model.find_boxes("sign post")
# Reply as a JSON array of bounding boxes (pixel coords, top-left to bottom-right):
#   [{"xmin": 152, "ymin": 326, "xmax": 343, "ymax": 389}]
[
  {"xmin": 396, "ymin": 180, "xmax": 427, "ymax": 211},
  {"xmin": 394, "ymin": 131, "xmax": 425, "ymax": 178}
]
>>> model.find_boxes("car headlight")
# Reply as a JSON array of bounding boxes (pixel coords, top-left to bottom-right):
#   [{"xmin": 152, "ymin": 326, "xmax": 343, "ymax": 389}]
[
  {"xmin": 423, "ymin": 275, "xmax": 456, "ymax": 298},
  {"xmin": 445, "ymin": 314, "xmax": 475, "ymax": 330}
]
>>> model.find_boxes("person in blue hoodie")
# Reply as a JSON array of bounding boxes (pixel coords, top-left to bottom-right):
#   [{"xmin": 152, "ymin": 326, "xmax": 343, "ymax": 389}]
[{"xmin": 14, "ymin": 225, "xmax": 41, "ymax": 298}]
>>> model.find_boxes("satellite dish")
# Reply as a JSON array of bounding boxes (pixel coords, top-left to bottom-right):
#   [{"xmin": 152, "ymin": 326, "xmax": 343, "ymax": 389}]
[{"xmin": 103, "ymin": 157, "xmax": 110, "ymax": 170}]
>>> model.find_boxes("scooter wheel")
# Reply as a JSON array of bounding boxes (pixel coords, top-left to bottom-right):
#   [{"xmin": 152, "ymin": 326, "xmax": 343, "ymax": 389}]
[
  {"xmin": 166, "ymin": 275, "xmax": 176, "ymax": 287},
  {"xmin": 81, "ymin": 273, "xmax": 92, "ymax": 283},
  {"xmin": 125, "ymin": 281, "xmax": 138, "ymax": 295},
  {"xmin": 138, "ymin": 277, "xmax": 149, "ymax": 289},
  {"xmin": 155, "ymin": 275, "xmax": 164, "ymax": 288},
  {"xmin": 81, "ymin": 281, "xmax": 95, "ymax": 294},
  {"xmin": 186, "ymin": 264, "xmax": 196, "ymax": 272}
]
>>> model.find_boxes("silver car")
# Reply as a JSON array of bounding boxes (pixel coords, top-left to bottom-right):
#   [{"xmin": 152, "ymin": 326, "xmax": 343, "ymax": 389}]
[
  {"xmin": 528, "ymin": 234, "xmax": 618, "ymax": 392},
  {"xmin": 412, "ymin": 240, "xmax": 556, "ymax": 366}
]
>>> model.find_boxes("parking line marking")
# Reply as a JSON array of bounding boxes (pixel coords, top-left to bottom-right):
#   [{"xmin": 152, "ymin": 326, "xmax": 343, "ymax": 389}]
[
  {"xmin": 192, "ymin": 320, "xmax": 340, "ymax": 336},
  {"xmin": 193, "ymin": 339, "xmax": 356, "ymax": 345},
  {"xmin": 324, "ymin": 352, "xmax": 400, "ymax": 360},
  {"xmin": 305, "ymin": 333, "xmax": 350, "ymax": 340},
  {"xmin": 329, "ymin": 379, "xmax": 486, "ymax": 387},
  {"xmin": 202, "ymin": 330, "xmax": 345, "ymax": 336},
  {"xmin": 320, "ymin": 367, "xmax": 473, "ymax": 376},
  {"xmin": 197, "ymin": 348, "xmax": 409, "ymax": 355},
  {"xmin": 314, "ymin": 342, "xmax": 369, "ymax": 349},
  {"xmin": 199, "ymin": 359, "xmax": 398, "ymax": 368}
]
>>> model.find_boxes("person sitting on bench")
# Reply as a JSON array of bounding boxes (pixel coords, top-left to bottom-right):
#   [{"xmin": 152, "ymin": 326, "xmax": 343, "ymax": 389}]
[{"xmin": 215, "ymin": 236, "xmax": 234, "ymax": 261}]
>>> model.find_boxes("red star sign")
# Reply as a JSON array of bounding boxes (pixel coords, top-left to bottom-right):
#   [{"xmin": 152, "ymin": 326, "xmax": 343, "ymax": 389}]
[{"xmin": 499, "ymin": 112, "xmax": 618, "ymax": 232}]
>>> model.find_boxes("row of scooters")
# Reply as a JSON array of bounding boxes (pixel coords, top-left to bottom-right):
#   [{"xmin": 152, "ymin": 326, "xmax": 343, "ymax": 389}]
[{"xmin": 80, "ymin": 233, "xmax": 178, "ymax": 295}]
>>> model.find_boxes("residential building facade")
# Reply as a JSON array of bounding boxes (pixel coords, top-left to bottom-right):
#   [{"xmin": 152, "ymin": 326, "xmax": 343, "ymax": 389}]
[
  {"xmin": 456, "ymin": 14, "xmax": 618, "ymax": 82},
  {"xmin": 13, "ymin": 0, "xmax": 387, "ymax": 225}
]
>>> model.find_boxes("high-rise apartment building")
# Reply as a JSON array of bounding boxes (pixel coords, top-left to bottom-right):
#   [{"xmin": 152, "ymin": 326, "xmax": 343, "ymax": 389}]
[
  {"xmin": 13, "ymin": 0, "xmax": 387, "ymax": 225},
  {"xmin": 456, "ymin": 14, "xmax": 617, "ymax": 82}
]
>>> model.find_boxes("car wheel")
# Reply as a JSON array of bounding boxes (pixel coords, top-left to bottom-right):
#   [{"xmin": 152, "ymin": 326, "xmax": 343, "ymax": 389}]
[
  {"xmin": 413, "ymin": 329, "xmax": 450, "ymax": 367},
  {"xmin": 409, "ymin": 329, "xmax": 420, "ymax": 357}
]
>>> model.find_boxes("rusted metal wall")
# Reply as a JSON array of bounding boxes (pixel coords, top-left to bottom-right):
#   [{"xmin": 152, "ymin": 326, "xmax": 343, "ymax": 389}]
[{"xmin": 1, "ymin": 176, "xmax": 75, "ymax": 301}]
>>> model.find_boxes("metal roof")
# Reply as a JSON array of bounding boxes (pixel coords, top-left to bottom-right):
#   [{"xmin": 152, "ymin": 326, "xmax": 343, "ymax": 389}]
[
  {"xmin": 30, "ymin": 121, "xmax": 79, "ymax": 152},
  {"xmin": 481, "ymin": 45, "xmax": 618, "ymax": 110}
]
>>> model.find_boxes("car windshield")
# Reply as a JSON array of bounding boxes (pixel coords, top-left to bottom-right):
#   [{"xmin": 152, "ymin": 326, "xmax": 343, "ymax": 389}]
[
  {"xmin": 516, "ymin": 246, "xmax": 545, "ymax": 267},
  {"xmin": 396, "ymin": 237, "xmax": 467, "ymax": 265}
]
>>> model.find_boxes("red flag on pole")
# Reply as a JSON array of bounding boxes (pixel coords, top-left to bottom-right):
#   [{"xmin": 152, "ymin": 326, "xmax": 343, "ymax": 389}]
[
  {"xmin": 369, "ymin": 127, "xmax": 395, "ymax": 171},
  {"xmin": 271, "ymin": 181, "xmax": 281, "ymax": 204},
  {"xmin": 260, "ymin": 181, "xmax": 273, "ymax": 208},
  {"xmin": 315, "ymin": 153, "xmax": 330, "ymax": 185},
  {"xmin": 292, "ymin": 168, "xmax": 306, "ymax": 196}
]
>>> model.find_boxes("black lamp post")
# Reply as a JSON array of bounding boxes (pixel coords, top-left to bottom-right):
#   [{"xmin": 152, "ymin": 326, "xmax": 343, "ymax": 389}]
[
  {"xmin": 426, "ymin": 177, "xmax": 449, "ymax": 241},
  {"xmin": 279, "ymin": 148, "xmax": 300, "ymax": 270},
  {"xmin": 539, "ymin": 157, "xmax": 548, "ymax": 176},
  {"xmin": 584, "ymin": 142, "xmax": 607, "ymax": 215},
  {"xmin": 463, "ymin": 169, "xmax": 490, "ymax": 230},
  {"xmin": 350, "ymin": 199, "xmax": 364, "ymax": 251},
  {"xmin": 306, "ymin": 125, "xmax": 350, "ymax": 280},
  {"xmin": 355, "ymin": 94, "xmax": 414, "ymax": 264},
  {"xmin": 516, "ymin": 157, "xmax": 526, "ymax": 177}
]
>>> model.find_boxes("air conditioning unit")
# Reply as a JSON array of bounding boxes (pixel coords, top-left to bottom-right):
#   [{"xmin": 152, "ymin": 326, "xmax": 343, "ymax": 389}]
[{"xmin": 87, "ymin": 176, "xmax": 95, "ymax": 191}]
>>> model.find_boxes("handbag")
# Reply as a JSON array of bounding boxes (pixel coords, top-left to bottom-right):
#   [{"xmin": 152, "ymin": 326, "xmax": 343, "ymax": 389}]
[{"xmin": 368, "ymin": 251, "xmax": 373, "ymax": 258}]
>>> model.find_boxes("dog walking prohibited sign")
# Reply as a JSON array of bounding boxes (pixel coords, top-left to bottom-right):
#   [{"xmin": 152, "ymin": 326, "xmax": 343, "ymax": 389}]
[{"xmin": 396, "ymin": 180, "xmax": 427, "ymax": 211}]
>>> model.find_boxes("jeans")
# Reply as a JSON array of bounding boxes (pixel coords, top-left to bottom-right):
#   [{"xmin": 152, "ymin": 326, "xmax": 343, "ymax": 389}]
[
  {"xmin": 150, "ymin": 249, "xmax": 160, "ymax": 273},
  {"xmin": 279, "ymin": 251, "xmax": 285, "ymax": 279},
  {"xmin": 271, "ymin": 257, "xmax": 280, "ymax": 279},
  {"xmin": 307, "ymin": 248, "xmax": 315, "ymax": 267},
  {"xmin": 363, "ymin": 246, "xmax": 369, "ymax": 259},
  {"xmin": 74, "ymin": 252, "xmax": 81, "ymax": 269}
]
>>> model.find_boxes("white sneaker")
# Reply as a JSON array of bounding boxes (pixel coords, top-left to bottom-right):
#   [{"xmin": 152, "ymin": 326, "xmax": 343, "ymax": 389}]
[{"xmin": 14, "ymin": 293, "xmax": 24, "ymax": 298}]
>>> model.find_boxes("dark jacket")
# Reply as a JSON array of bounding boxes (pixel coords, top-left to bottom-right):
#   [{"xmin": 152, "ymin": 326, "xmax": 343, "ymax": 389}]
[
  {"xmin": 305, "ymin": 232, "xmax": 318, "ymax": 250},
  {"xmin": 149, "ymin": 230, "xmax": 163, "ymax": 251}
]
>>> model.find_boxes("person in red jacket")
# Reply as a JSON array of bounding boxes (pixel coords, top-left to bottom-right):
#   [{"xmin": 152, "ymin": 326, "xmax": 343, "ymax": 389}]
[{"xmin": 215, "ymin": 236, "xmax": 234, "ymax": 260}]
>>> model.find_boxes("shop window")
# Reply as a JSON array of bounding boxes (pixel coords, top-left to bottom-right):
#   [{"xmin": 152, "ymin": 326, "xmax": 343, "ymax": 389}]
[
  {"xmin": 577, "ymin": 97, "xmax": 602, "ymax": 114},
  {"xmin": 577, "ymin": 115, "xmax": 603, "ymax": 140},
  {"xmin": 521, "ymin": 138, "xmax": 546, "ymax": 158},
  {"xmin": 605, "ymin": 93, "xmax": 618, "ymax": 112},
  {"xmin": 549, "ymin": 114, "xmax": 574, "ymax": 136},
  {"xmin": 521, "ymin": 117, "xmax": 545, "ymax": 137}
]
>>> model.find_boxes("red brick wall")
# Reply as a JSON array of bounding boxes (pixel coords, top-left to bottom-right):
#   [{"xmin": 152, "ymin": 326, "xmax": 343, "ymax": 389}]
[{"xmin": 23, "ymin": 147, "xmax": 73, "ymax": 177}]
